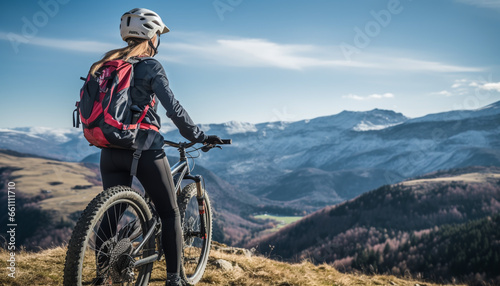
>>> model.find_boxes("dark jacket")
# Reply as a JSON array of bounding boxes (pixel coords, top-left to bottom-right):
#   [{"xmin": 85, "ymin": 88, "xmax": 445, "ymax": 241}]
[{"xmin": 131, "ymin": 57, "xmax": 207, "ymax": 149}]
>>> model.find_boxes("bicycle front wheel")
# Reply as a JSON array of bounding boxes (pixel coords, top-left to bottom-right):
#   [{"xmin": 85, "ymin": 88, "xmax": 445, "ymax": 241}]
[
  {"xmin": 63, "ymin": 185, "xmax": 156, "ymax": 286},
  {"xmin": 178, "ymin": 183, "xmax": 213, "ymax": 285}
]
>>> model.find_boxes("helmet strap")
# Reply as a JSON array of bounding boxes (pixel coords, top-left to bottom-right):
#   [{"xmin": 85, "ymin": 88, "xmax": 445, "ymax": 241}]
[{"xmin": 148, "ymin": 39, "xmax": 158, "ymax": 56}]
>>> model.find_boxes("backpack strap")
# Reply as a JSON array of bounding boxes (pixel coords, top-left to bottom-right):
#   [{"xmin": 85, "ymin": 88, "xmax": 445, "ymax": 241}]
[
  {"xmin": 130, "ymin": 130, "xmax": 157, "ymax": 176},
  {"xmin": 126, "ymin": 56, "xmax": 159, "ymax": 177},
  {"xmin": 73, "ymin": 101, "xmax": 81, "ymax": 128}
]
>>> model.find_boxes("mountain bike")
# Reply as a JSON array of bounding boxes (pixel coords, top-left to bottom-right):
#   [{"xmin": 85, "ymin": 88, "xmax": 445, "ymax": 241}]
[{"xmin": 63, "ymin": 139, "xmax": 231, "ymax": 286}]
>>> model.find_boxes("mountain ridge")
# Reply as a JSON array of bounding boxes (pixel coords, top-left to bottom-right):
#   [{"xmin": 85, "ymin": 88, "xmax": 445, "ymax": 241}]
[
  {"xmin": 1, "ymin": 100, "xmax": 499, "ymax": 139},
  {"xmin": 1, "ymin": 100, "xmax": 499, "ymax": 213}
]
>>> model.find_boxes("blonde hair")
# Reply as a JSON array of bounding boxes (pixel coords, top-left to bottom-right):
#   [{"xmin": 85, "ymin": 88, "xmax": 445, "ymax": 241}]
[{"xmin": 89, "ymin": 35, "xmax": 157, "ymax": 76}]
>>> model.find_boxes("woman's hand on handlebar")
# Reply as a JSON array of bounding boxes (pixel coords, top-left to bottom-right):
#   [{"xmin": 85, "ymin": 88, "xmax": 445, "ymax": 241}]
[
  {"xmin": 164, "ymin": 137, "xmax": 231, "ymax": 149},
  {"xmin": 201, "ymin": 135, "xmax": 231, "ymax": 152},
  {"xmin": 203, "ymin": 135, "xmax": 224, "ymax": 145}
]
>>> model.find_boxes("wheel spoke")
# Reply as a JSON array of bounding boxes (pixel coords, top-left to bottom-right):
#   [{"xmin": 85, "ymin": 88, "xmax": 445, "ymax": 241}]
[{"xmin": 63, "ymin": 187, "xmax": 156, "ymax": 286}]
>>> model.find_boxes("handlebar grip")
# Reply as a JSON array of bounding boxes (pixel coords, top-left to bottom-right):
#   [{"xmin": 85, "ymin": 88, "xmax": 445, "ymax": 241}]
[{"xmin": 221, "ymin": 139, "xmax": 232, "ymax": 144}]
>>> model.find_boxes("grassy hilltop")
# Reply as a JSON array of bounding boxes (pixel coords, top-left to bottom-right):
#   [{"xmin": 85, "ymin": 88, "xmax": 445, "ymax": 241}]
[{"xmin": 0, "ymin": 243, "xmax": 455, "ymax": 286}]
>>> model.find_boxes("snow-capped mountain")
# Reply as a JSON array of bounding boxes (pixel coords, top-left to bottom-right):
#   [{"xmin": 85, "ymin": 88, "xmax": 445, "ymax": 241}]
[
  {"xmin": 1, "ymin": 101, "xmax": 499, "ymax": 211},
  {"xmin": 0, "ymin": 127, "xmax": 88, "ymax": 161},
  {"xmin": 408, "ymin": 100, "xmax": 500, "ymax": 123}
]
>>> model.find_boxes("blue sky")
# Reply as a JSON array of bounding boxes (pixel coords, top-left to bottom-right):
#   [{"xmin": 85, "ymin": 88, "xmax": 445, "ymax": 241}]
[{"xmin": 1, "ymin": 0, "xmax": 500, "ymax": 128}]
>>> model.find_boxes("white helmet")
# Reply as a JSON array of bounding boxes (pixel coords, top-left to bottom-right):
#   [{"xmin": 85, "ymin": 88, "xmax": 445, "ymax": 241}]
[{"xmin": 120, "ymin": 8, "xmax": 170, "ymax": 41}]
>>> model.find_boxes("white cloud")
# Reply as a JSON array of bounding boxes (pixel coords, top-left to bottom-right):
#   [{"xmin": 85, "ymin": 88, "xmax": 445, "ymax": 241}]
[
  {"xmin": 0, "ymin": 31, "xmax": 483, "ymax": 73},
  {"xmin": 219, "ymin": 39, "xmax": 341, "ymax": 70},
  {"xmin": 451, "ymin": 79, "xmax": 468, "ymax": 88},
  {"xmin": 450, "ymin": 78, "xmax": 472, "ymax": 95},
  {"xmin": 369, "ymin": 93, "xmax": 394, "ymax": 99},
  {"xmin": 343, "ymin": 94, "xmax": 365, "ymax": 101},
  {"xmin": 431, "ymin": 77, "xmax": 499, "ymax": 97},
  {"xmin": 159, "ymin": 38, "xmax": 482, "ymax": 72},
  {"xmin": 343, "ymin": 93, "xmax": 394, "ymax": 101},
  {"xmin": 480, "ymin": 82, "xmax": 500, "ymax": 92},
  {"xmin": 0, "ymin": 32, "xmax": 116, "ymax": 53},
  {"xmin": 158, "ymin": 37, "xmax": 374, "ymax": 70},
  {"xmin": 431, "ymin": 90, "xmax": 453, "ymax": 97}
]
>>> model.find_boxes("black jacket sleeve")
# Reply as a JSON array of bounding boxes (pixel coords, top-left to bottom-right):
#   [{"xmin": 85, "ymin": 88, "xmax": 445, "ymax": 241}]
[{"xmin": 149, "ymin": 61, "xmax": 207, "ymax": 143}]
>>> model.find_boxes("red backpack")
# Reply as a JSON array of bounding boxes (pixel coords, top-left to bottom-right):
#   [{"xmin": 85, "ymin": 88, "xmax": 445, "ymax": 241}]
[{"xmin": 73, "ymin": 58, "xmax": 159, "ymax": 175}]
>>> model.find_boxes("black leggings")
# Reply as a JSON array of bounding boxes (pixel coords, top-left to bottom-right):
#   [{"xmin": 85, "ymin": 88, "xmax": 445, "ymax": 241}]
[{"xmin": 99, "ymin": 148, "xmax": 182, "ymax": 274}]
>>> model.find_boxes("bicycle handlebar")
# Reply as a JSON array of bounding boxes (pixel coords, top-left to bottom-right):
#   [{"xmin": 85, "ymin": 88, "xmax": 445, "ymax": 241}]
[
  {"xmin": 163, "ymin": 139, "xmax": 232, "ymax": 149},
  {"xmin": 163, "ymin": 140, "xmax": 196, "ymax": 148}
]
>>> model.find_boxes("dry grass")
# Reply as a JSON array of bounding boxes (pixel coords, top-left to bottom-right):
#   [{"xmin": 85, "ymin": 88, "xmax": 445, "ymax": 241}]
[
  {"xmin": 402, "ymin": 172, "xmax": 500, "ymax": 186},
  {"xmin": 0, "ymin": 153, "xmax": 102, "ymax": 217},
  {"xmin": 0, "ymin": 246, "xmax": 460, "ymax": 286}
]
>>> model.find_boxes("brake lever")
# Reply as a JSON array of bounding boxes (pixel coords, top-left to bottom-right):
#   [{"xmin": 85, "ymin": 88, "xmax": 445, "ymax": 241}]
[{"xmin": 201, "ymin": 144, "xmax": 222, "ymax": 153}]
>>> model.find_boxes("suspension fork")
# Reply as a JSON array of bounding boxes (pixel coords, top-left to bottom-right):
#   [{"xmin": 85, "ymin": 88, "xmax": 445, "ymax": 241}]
[{"xmin": 184, "ymin": 174, "xmax": 207, "ymax": 239}]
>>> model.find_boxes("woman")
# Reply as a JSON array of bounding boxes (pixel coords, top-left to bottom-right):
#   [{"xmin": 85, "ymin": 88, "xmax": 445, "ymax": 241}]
[{"xmin": 90, "ymin": 8, "xmax": 223, "ymax": 286}]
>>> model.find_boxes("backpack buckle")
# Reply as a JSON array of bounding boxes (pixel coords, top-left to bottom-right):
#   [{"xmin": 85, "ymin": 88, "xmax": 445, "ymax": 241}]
[
  {"xmin": 133, "ymin": 152, "xmax": 141, "ymax": 160},
  {"xmin": 122, "ymin": 124, "xmax": 139, "ymax": 131}
]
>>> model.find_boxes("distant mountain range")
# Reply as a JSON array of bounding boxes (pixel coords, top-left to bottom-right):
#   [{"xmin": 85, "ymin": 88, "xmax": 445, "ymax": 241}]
[{"xmin": 1, "ymin": 100, "xmax": 499, "ymax": 212}]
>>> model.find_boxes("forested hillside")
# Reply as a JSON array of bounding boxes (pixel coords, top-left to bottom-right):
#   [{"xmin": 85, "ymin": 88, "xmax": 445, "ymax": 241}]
[
  {"xmin": 248, "ymin": 167, "xmax": 500, "ymax": 284},
  {"xmin": 348, "ymin": 213, "xmax": 500, "ymax": 284}
]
